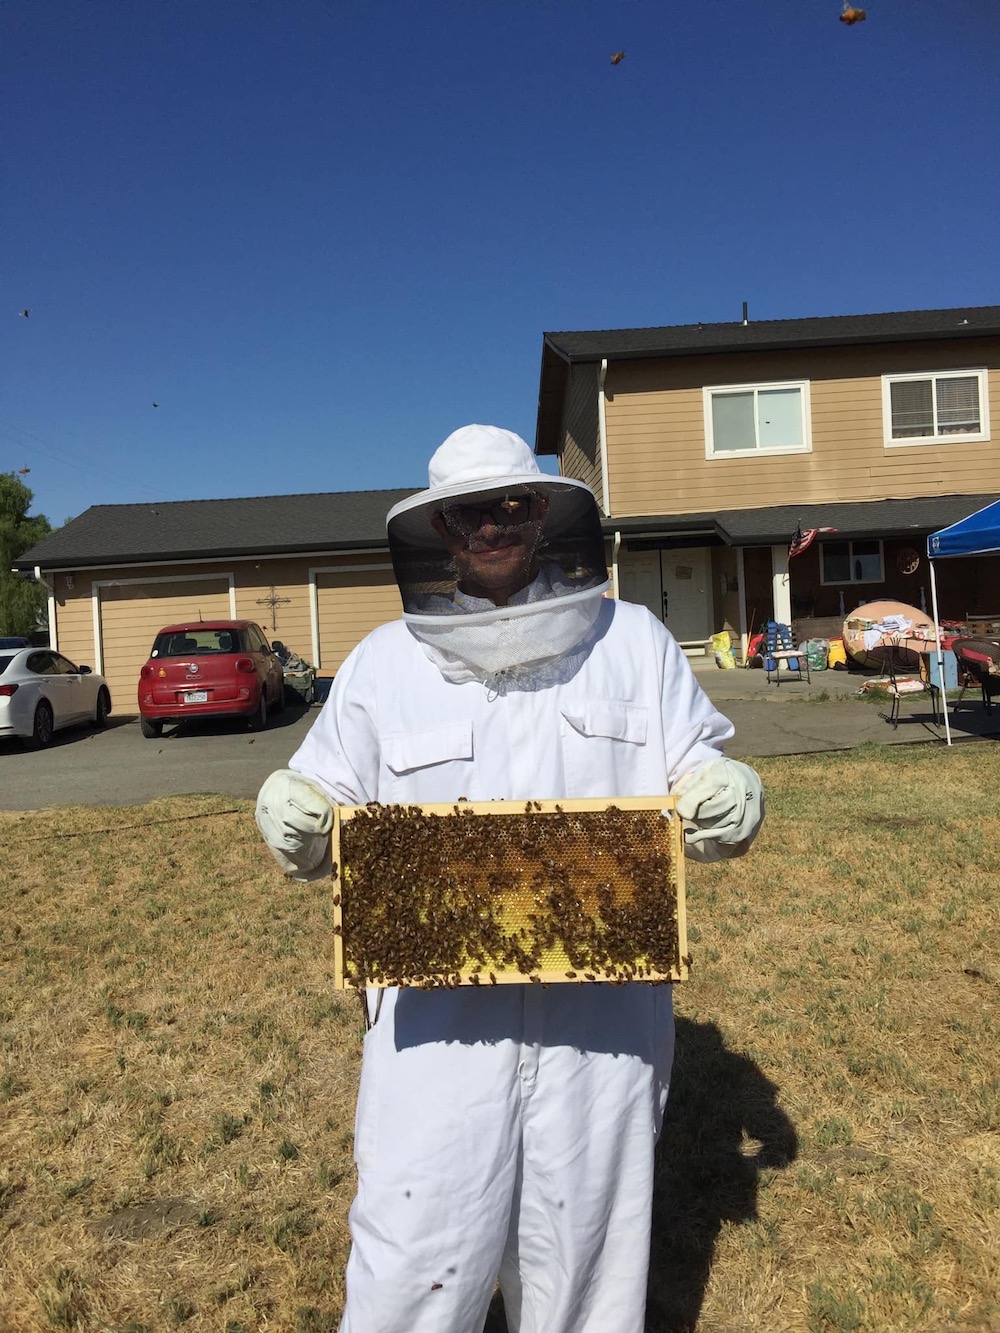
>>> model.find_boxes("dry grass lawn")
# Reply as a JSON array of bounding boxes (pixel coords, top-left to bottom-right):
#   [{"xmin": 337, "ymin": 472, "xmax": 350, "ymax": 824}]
[{"xmin": 1, "ymin": 744, "xmax": 998, "ymax": 1332}]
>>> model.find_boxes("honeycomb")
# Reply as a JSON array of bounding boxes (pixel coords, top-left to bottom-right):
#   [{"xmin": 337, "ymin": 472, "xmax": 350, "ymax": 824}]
[{"xmin": 331, "ymin": 797, "xmax": 687, "ymax": 988}]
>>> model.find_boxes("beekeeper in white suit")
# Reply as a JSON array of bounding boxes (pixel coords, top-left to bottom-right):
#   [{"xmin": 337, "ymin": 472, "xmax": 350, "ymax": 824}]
[{"xmin": 256, "ymin": 424, "xmax": 763, "ymax": 1333}]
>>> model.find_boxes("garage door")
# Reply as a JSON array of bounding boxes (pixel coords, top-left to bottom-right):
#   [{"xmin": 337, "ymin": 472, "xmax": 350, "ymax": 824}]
[
  {"xmin": 316, "ymin": 568, "xmax": 401, "ymax": 673},
  {"xmin": 98, "ymin": 578, "xmax": 232, "ymax": 708}
]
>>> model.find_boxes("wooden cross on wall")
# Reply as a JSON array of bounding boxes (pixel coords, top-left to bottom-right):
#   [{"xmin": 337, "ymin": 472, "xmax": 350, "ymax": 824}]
[{"xmin": 255, "ymin": 585, "xmax": 292, "ymax": 630}]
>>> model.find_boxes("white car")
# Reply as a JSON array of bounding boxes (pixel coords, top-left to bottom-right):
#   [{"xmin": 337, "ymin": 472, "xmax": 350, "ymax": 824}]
[{"xmin": 0, "ymin": 647, "xmax": 112, "ymax": 748}]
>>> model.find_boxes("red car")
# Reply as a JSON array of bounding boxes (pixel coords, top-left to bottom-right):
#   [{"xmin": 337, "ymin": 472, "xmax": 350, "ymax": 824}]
[{"xmin": 137, "ymin": 620, "xmax": 285, "ymax": 738}]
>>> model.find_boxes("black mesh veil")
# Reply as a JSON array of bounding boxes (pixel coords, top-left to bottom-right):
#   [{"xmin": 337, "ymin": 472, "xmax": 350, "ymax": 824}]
[{"xmin": 386, "ymin": 477, "xmax": 609, "ymax": 618}]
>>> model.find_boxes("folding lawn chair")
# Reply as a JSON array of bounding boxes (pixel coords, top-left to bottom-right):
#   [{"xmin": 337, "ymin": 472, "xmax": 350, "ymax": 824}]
[{"xmin": 763, "ymin": 621, "xmax": 810, "ymax": 685}]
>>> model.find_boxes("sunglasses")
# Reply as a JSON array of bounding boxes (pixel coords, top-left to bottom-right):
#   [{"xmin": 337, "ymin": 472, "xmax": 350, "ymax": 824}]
[{"xmin": 438, "ymin": 492, "xmax": 538, "ymax": 537}]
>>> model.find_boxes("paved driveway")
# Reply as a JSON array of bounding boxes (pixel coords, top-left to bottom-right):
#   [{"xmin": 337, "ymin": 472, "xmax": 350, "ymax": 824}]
[
  {"xmin": 3, "ymin": 683, "xmax": 998, "ymax": 813},
  {"xmin": 0, "ymin": 706, "xmax": 317, "ymax": 811}
]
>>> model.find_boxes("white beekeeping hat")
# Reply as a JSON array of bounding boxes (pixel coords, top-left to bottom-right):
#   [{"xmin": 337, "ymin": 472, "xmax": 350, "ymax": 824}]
[{"xmin": 385, "ymin": 424, "xmax": 610, "ymax": 689}]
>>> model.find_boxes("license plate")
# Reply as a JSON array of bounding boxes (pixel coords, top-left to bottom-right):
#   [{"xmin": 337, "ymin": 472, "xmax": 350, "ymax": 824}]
[{"xmin": 182, "ymin": 690, "xmax": 208, "ymax": 704}]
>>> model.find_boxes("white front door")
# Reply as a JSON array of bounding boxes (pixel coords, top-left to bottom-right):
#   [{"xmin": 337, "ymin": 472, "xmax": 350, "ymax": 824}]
[
  {"xmin": 618, "ymin": 548, "xmax": 713, "ymax": 650},
  {"xmin": 662, "ymin": 549, "xmax": 712, "ymax": 644},
  {"xmin": 618, "ymin": 552, "xmax": 664, "ymax": 622}
]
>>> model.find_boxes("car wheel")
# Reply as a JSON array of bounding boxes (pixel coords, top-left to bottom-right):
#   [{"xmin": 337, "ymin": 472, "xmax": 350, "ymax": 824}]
[
  {"xmin": 272, "ymin": 679, "xmax": 286, "ymax": 713},
  {"xmin": 248, "ymin": 692, "xmax": 268, "ymax": 732},
  {"xmin": 140, "ymin": 717, "xmax": 163, "ymax": 739},
  {"xmin": 94, "ymin": 686, "xmax": 112, "ymax": 727},
  {"xmin": 26, "ymin": 700, "xmax": 54, "ymax": 750}
]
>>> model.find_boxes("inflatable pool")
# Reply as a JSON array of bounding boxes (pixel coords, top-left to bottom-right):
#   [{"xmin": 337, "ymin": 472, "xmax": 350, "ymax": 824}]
[{"xmin": 842, "ymin": 600, "xmax": 938, "ymax": 672}]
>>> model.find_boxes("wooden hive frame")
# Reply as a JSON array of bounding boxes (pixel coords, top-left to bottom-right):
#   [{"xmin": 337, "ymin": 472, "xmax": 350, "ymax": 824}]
[{"xmin": 331, "ymin": 796, "xmax": 687, "ymax": 989}]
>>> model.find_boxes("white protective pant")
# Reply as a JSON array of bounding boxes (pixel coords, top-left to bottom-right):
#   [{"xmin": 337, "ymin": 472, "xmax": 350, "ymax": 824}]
[
  {"xmin": 340, "ymin": 981, "xmax": 675, "ymax": 1333},
  {"xmin": 287, "ymin": 601, "xmax": 734, "ymax": 1332}
]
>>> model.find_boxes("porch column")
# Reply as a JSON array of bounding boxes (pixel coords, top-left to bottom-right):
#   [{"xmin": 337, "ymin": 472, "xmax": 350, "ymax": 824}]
[
  {"xmin": 770, "ymin": 544, "xmax": 792, "ymax": 625},
  {"xmin": 736, "ymin": 547, "xmax": 748, "ymax": 661}
]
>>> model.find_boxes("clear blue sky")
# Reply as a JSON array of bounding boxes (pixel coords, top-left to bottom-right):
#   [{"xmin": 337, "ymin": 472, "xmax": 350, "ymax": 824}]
[{"xmin": 3, "ymin": 0, "xmax": 999, "ymax": 528}]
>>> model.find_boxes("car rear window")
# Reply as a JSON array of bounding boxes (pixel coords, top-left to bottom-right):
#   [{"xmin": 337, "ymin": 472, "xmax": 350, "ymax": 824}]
[
  {"xmin": 0, "ymin": 654, "xmax": 15, "ymax": 674},
  {"xmin": 150, "ymin": 629, "xmax": 243, "ymax": 657}
]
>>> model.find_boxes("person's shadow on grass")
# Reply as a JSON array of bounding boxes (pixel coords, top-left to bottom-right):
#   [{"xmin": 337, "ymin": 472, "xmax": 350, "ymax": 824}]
[
  {"xmin": 645, "ymin": 1017, "xmax": 799, "ymax": 1332},
  {"xmin": 484, "ymin": 1016, "xmax": 798, "ymax": 1333}
]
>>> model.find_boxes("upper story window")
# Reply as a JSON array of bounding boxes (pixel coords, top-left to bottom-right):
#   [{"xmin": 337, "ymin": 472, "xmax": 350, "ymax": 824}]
[
  {"xmin": 882, "ymin": 369, "xmax": 989, "ymax": 446},
  {"xmin": 704, "ymin": 381, "xmax": 812, "ymax": 458}
]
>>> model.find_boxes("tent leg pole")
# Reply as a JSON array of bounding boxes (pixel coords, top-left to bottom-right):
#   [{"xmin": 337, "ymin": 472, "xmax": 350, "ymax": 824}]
[{"xmin": 929, "ymin": 559, "xmax": 952, "ymax": 746}]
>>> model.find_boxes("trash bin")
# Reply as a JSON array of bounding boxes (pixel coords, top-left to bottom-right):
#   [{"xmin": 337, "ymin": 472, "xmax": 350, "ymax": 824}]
[{"xmin": 924, "ymin": 650, "xmax": 958, "ymax": 690}]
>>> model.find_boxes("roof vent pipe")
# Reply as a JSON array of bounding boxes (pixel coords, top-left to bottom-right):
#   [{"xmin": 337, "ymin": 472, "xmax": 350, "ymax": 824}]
[{"xmin": 742, "ymin": 301, "xmax": 749, "ymax": 325}]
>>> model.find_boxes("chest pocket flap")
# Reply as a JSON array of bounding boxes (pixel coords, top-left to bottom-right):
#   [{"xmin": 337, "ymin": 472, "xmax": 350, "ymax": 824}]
[
  {"xmin": 560, "ymin": 700, "xmax": 648, "ymax": 745},
  {"xmin": 383, "ymin": 720, "xmax": 474, "ymax": 775}
]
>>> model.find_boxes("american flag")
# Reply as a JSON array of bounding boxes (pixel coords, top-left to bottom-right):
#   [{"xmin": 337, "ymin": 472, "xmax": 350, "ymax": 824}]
[{"xmin": 789, "ymin": 524, "xmax": 837, "ymax": 558}]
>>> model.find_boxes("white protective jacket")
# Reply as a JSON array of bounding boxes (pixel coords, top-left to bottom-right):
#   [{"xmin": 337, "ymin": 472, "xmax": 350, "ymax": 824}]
[{"xmin": 288, "ymin": 598, "xmax": 734, "ymax": 1333}]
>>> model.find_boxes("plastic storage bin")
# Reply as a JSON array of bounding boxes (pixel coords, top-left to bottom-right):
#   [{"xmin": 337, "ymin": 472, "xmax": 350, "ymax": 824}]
[{"xmin": 924, "ymin": 650, "xmax": 958, "ymax": 690}]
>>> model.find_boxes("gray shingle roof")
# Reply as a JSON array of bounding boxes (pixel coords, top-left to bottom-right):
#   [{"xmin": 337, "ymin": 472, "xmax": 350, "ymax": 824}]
[
  {"xmin": 15, "ymin": 488, "xmax": 419, "ymax": 570},
  {"xmin": 605, "ymin": 494, "xmax": 1000, "ymax": 547},
  {"xmin": 19, "ymin": 489, "xmax": 996, "ymax": 571},
  {"xmin": 544, "ymin": 304, "xmax": 1000, "ymax": 363}
]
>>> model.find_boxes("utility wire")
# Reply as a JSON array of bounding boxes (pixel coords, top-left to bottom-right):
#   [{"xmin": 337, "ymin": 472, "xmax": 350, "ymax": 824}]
[
  {"xmin": 9, "ymin": 807, "xmax": 247, "ymax": 841},
  {"xmin": 0, "ymin": 416, "xmax": 164, "ymax": 500}
]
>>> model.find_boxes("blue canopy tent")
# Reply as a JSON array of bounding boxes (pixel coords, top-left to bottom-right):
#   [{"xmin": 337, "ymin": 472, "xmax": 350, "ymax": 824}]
[{"xmin": 927, "ymin": 499, "xmax": 1000, "ymax": 745}]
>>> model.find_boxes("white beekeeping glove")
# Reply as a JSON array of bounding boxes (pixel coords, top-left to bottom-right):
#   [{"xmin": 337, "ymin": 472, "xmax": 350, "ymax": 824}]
[
  {"xmin": 674, "ymin": 758, "xmax": 764, "ymax": 862},
  {"xmin": 256, "ymin": 768, "xmax": 335, "ymax": 878}
]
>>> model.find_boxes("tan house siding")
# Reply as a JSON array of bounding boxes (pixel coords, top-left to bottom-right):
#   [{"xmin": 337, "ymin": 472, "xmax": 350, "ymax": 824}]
[
  {"xmin": 235, "ymin": 559, "xmax": 315, "ymax": 658},
  {"xmin": 314, "ymin": 565, "xmax": 401, "ymax": 673},
  {"xmin": 559, "ymin": 362, "xmax": 604, "ymax": 507},
  {"xmin": 604, "ymin": 339, "xmax": 1000, "ymax": 516},
  {"xmin": 99, "ymin": 577, "xmax": 232, "ymax": 707},
  {"xmin": 50, "ymin": 575, "xmax": 97, "ymax": 667}
]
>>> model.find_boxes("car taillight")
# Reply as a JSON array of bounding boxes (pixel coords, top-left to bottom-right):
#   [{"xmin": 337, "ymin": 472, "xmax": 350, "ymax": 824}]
[
  {"xmin": 235, "ymin": 656, "xmax": 256, "ymax": 673},
  {"xmin": 0, "ymin": 683, "xmax": 18, "ymax": 697},
  {"xmin": 141, "ymin": 664, "xmax": 155, "ymax": 679}
]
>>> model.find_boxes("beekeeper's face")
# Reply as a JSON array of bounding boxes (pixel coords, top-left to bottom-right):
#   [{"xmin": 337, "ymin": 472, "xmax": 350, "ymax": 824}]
[{"xmin": 431, "ymin": 491, "xmax": 549, "ymax": 605}]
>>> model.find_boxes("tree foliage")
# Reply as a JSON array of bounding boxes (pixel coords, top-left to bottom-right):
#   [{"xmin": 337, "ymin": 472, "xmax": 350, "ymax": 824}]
[{"xmin": 0, "ymin": 473, "xmax": 52, "ymax": 636}]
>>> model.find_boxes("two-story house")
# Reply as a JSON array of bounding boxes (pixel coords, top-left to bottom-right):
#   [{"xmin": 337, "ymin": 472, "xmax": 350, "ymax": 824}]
[
  {"xmin": 537, "ymin": 304, "xmax": 1000, "ymax": 656},
  {"xmin": 16, "ymin": 304, "xmax": 1000, "ymax": 708}
]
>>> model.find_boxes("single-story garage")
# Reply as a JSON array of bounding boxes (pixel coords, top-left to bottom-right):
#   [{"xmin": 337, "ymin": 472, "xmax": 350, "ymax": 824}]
[
  {"xmin": 16, "ymin": 487, "xmax": 999, "ymax": 710},
  {"xmin": 14, "ymin": 490, "xmax": 414, "ymax": 709}
]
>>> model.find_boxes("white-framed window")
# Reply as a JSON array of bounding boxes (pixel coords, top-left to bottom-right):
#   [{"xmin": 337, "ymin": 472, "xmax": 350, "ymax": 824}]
[
  {"xmin": 820, "ymin": 539, "xmax": 884, "ymax": 586},
  {"xmin": 882, "ymin": 368, "xmax": 989, "ymax": 446},
  {"xmin": 704, "ymin": 380, "xmax": 812, "ymax": 458}
]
